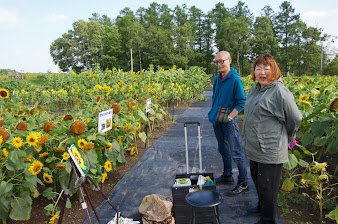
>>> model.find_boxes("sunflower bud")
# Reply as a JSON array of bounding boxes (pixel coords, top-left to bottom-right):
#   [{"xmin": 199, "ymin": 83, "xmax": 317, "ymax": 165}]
[
  {"xmin": 318, "ymin": 175, "xmax": 329, "ymax": 183},
  {"xmin": 43, "ymin": 122, "xmax": 55, "ymax": 133}
]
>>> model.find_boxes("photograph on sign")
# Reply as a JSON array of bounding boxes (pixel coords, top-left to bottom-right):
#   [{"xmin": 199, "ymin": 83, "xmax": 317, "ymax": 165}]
[
  {"xmin": 98, "ymin": 109, "xmax": 113, "ymax": 133},
  {"xmin": 68, "ymin": 144, "xmax": 88, "ymax": 177},
  {"xmin": 146, "ymin": 98, "xmax": 151, "ymax": 113}
]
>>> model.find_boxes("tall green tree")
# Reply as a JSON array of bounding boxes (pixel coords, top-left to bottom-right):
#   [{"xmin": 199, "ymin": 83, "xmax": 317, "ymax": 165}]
[
  {"xmin": 273, "ymin": 1, "xmax": 300, "ymax": 74},
  {"xmin": 250, "ymin": 16, "xmax": 278, "ymax": 60},
  {"xmin": 171, "ymin": 5, "xmax": 192, "ymax": 68},
  {"xmin": 225, "ymin": 1, "xmax": 253, "ymax": 76},
  {"xmin": 115, "ymin": 8, "xmax": 137, "ymax": 70},
  {"xmin": 187, "ymin": 6, "xmax": 206, "ymax": 68},
  {"xmin": 211, "ymin": 3, "xmax": 232, "ymax": 51},
  {"xmin": 202, "ymin": 13, "xmax": 215, "ymax": 73}
]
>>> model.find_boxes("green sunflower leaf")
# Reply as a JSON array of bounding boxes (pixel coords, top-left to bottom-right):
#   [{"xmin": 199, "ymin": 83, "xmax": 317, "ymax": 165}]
[
  {"xmin": 283, "ymin": 154, "xmax": 298, "ymax": 170},
  {"xmin": 6, "ymin": 151, "xmax": 26, "ymax": 171},
  {"xmin": 0, "ymin": 195, "xmax": 11, "ymax": 220},
  {"xmin": 301, "ymin": 133, "xmax": 314, "ymax": 146},
  {"xmin": 327, "ymin": 139, "xmax": 338, "ymax": 154},
  {"xmin": 0, "ymin": 181, "xmax": 13, "ymax": 197},
  {"xmin": 138, "ymin": 132, "xmax": 147, "ymax": 143},
  {"xmin": 281, "ymin": 178, "xmax": 294, "ymax": 192},
  {"xmin": 9, "ymin": 192, "xmax": 32, "ymax": 220}
]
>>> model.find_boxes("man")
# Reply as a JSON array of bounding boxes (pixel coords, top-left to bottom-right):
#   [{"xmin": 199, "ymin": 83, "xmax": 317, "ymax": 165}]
[{"xmin": 208, "ymin": 51, "xmax": 248, "ymax": 196}]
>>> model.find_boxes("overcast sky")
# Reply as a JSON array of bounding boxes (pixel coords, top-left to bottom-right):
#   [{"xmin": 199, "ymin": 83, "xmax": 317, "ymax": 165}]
[{"xmin": 1, "ymin": 0, "xmax": 337, "ymax": 73}]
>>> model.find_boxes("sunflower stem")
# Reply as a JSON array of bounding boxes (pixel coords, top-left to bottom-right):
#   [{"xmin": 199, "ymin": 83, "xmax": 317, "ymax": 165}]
[{"xmin": 2, "ymin": 219, "xmax": 7, "ymax": 224}]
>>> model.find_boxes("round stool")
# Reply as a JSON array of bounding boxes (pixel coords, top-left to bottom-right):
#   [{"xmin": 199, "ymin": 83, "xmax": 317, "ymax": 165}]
[{"xmin": 185, "ymin": 189, "xmax": 223, "ymax": 224}]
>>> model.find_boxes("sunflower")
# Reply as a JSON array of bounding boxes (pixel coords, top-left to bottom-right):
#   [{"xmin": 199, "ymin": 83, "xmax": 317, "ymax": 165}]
[
  {"xmin": 117, "ymin": 136, "xmax": 122, "ymax": 144},
  {"xmin": 83, "ymin": 143, "xmax": 94, "ymax": 151},
  {"xmin": 43, "ymin": 173, "xmax": 53, "ymax": 183},
  {"xmin": 112, "ymin": 103, "xmax": 121, "ymax": 114},
  {"xmin": 127, "ymin": 99, "xmax": 138, "ymax": 110},
  {"xmin": 33, "ymin": 145, "xmax": 42, "ymax": 153},
  {"xmin": 26, "ymin": 132, "xmax": 38, "ymax": 146},
  {"xmin": 43, "ymin": 122, "xmax": 55, "ymax": 133},
  {"xmin": 96, "ymin": 95, "xmax": 101, "ymax": 102},
  {"xmin": 0, "ymin": 136, "xmax": 3, "ymax": 145},
  {"xmin": 130, "ymin": 146, "xmax": 137, "ymax": 156},
  {"xmin": 298, "ymin": 101, "xmax": 312, "ymax": 111},
  {"xmin": 16, "ymin": 121, "xmax": 27, "ymax": 131},
  {"xmin": 1, "ymin": 148, "xmax": 8, "ymax": 159},
  {"xmin": 106, "ymin": 142, "xmax": 112, "ymax": 150},
  {"xmin": 77, "ymin": 139, "xmax": 87, "ymax": 149},
  {"xmin": 329, "ymin": 97, "xmax": 338, "ymax": 111},
  {"xmin": 0, "ymin": 89, "xmax": 9, "ymax": 98},
  {"xmin": 55, "ymin": 164, "xmax": 66, "ymax": 170},
  {"xmin": 0, "ymin": 119, "xmax": 4, "ymax": 127},
  {"xmin": 39, "ymin": 152, "xmax": 49, "ymax": 159},
  {"xmin": 70, "ymin": 121, "xmax": 86, "ymax": 135},
  {"xmin": 0, "ymin": 128, "xmax": 10, "ymax": 143},
  {"xmin": 49, "ymin": 214, "xmax": 59, "ymax": 224},
  {"xmin": 28, "ymin": 160, "xmax": 43, "ymax": 175},
  {"xmin": 12, "ymin": 136, "xmax": 23, "ymax": 148},
  {"xmin": 62, "ymin": 152, "xmax": 70, "ymax": 160},
  {"xmin": 75, "ymin": 98, "xmax": 81, "ymax": 105},
  {"xmin": 38, "ymin": 134, "xmax": 49, "ymax": 146},
  {"xmin": 101, "ymin": 172, "xmax": 107, "ymax": 183},
  {"xmin": 298, "ymin": 94, "xmax": 310, "ymax": 102},
  {"xmin": 53, "ymin": 148, "xmax": 65, "ymax": 152},
  {"xmin": 63, "ymin": 114, "xmax": 73, "ymax": 121},
  {"xmin": 24, "ymin": 155, "xmax": 33, "ymax": 162},
  {"xmin": 104, "ymin": 160, "xmax": 112, "ymax": 172}
]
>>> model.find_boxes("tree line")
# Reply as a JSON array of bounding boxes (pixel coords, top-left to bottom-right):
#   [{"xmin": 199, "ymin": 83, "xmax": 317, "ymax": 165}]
[{"xmin": 50, "ymin": 1, "xmax": 338, "ymax": 76}]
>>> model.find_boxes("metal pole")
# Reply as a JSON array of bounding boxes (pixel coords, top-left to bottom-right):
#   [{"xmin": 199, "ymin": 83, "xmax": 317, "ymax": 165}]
[
  {"xmin": 320, "ymin": 42, "xmax": 323, "ymax": 76},
  {"xmin": 184, "ymin": 124, "xmax": 189, "ymax": 174},
  {"xmin": 130, "ymin": 48, "xmax": 133, "ymax": 72}
]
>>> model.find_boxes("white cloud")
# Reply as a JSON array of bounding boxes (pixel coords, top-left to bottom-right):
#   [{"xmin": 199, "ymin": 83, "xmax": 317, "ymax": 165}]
[
  {"xmin": 44, "ymin": 13, "xmax": 68, "ymax": 23},
  {"xmin": 302, "ymin": 9, "xmax": 338, "ymax": 20},
  {"xmin": 302, "ymin": 10, "xmax": 329, "ymax": 19},
  {"xmin": 0, "ymin": 7, "xmax": 24, "ymax": 30}
]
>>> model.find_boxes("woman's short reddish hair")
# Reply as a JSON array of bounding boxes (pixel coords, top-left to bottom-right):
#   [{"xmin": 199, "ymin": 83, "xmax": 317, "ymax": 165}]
[{"xmin": 251, "ymin": 53, "xmax": 281, "ymax": 82}]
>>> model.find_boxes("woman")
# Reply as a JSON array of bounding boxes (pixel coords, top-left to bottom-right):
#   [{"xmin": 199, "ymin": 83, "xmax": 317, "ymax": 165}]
[{"xmin": 242, "ymin": 53, "xmax": 302, "ymax": 224}]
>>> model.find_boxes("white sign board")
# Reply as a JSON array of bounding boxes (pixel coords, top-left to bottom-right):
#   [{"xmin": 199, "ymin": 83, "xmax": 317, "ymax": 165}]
[
  {"xmin": 98, "ymin": 109, "xmax": 113, "ymax": 133},
  {"xmin": 146, "ymin": 98, "xmax": 151, "ymax": 113}
]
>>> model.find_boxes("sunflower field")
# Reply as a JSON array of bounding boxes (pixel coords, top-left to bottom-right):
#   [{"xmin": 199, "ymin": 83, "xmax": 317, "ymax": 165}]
[{"xmin": 0, "ymin": 66, "xmax": 211, "ymax": 223}]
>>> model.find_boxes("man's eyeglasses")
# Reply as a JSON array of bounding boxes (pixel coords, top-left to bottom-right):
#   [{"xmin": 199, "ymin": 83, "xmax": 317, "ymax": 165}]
[{"xmin": 214, "ymin": 59, "xmax": 229, "ymax": 64}]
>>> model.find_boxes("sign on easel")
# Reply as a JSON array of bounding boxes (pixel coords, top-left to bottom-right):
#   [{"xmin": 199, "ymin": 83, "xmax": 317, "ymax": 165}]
[
  {"xmin": 98, "ymin": 109, "xmax": 113, "ymax": 133},
  {"xmin": 146, "ymin": 98, "xmax": 151, "ymax": 113},
  {"xmin": 68, "ymin": 144, "xmax": 88, "ymax": 177}
]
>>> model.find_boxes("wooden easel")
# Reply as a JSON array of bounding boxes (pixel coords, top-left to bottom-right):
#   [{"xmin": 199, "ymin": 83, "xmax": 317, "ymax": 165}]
[{"xmin": 58, "ymin": 159, "xmax": 119, "ymax": 224}]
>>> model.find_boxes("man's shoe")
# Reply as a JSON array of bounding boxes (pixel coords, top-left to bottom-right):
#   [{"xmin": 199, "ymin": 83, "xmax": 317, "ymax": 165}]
[
  {"xmin": 215, "ymin": 174, "xmax": 234, "ymax": 185},
  {"xmin": 226, "ymin": 181, "xmax": 249, "ymax": 197}
]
